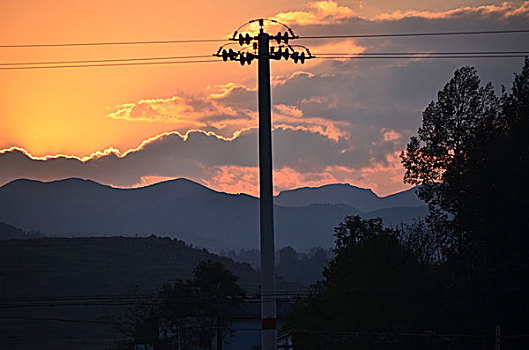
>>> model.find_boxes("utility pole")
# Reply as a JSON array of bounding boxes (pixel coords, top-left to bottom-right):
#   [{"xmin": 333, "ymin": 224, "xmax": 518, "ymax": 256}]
[
  {"xmin": 215, "ymin": 19, "xmax": 313, "ymax": 350},
  {"xmin": 495, "ymin": 325, "xmax": 501, "ymax": 350},
  {"xmin": 257, "ymin": 25, "xmax": 277, "ymax": 350}
]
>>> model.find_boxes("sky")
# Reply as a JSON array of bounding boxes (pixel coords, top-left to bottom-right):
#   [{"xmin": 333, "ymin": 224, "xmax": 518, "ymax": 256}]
[{"xmin": 0, "ymin": 0, "xmax": 528, "ymax": 196}]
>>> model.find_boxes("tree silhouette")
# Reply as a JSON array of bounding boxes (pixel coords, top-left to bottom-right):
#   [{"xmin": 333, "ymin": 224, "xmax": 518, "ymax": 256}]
[
  {"xmin": 401, "ymin": 66, "xmax": 499, "ymax": 259},
  {"xmin": 401, "ymin": 59, "xmax": 529, "ymax": 337},
  {"xmin": 119, "ymin": 260, "xmax": 245, "ymax": 350},
  {"xmin": 286, "ymin": 216, "xmax": 434, "ymax": 349}
]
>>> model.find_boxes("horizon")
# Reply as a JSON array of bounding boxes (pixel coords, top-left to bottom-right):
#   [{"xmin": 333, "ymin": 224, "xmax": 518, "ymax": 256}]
[
  {"xmin": 0, "ymin": 175, "xmax": 417, "ymax": 198},
  {"xmin": 1, "ymin": 1, "xmax": 527, "ymax": 197}
]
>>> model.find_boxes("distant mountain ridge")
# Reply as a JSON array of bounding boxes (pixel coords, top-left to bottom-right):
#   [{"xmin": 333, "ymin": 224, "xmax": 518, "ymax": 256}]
[
  {"xmin": 0, "ymin": 178, "xmax": 426, "ymax": 250},
  {"xmin": 275, "ymin": 183, "xmax": 422, "ymax": 212}
]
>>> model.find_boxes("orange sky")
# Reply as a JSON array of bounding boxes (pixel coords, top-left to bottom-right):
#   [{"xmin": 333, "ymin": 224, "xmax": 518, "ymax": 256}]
[
  {"xmin": 1, "ymin": 0, "xmax": 526, "ymax": 196},
  {"xmin": 0, "ymin": 0, "xmax": 336, "ymax": 155}
]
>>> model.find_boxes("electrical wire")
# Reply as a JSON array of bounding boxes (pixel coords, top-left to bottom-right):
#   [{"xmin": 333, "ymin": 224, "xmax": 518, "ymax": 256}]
[
  {"xmin": 314, "ymin": 55, "xmax": 527, "ymax": 59},
  {"xmin": 0, "ymin": 59, "xmax": 221, "ymax": 70},
  {"xmin": 0, "ymin": 55, "xmax": 214, "ymax": 66},
  {"xmin": 1, "ymin": 53, "xmax": 526, "ymax": 71},
  {"xmin": 0, "ymin": 39, "xmax": 226, "ymax": 48},
  {"xmin": 314, "ymin": 51, "xmax": 529, "ymax": 56},
  {"xmin": 0, "ymin": 316, "xmax": 112, "ymax": 325},
  {"xmin": 2, "ymin": 51, "xmax": 526, "ymax": 68},
  {"xmin": 299, "ymin": 29, "xmax": 529, "ymax": 40},
  {"xmin": 1, "ymin": 29, "xmax": 527, "ymax": 49}
]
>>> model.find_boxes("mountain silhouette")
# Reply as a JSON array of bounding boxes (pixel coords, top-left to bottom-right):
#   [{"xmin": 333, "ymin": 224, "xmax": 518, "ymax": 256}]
[
  {"xmin": 275, "ymin": 183, "xmax": 422, "ymax": 212},
  {"xmin": 0, "ymin": 178, "xmax": 426, "ymax": 250}
]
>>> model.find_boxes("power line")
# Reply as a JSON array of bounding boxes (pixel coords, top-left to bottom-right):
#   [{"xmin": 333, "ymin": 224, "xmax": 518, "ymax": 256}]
[
  {"xmin": 314, "ymin": 51, "xmax": 529, "ymax": 56},
  {"xmin": 0, "ymin": 316, "xmax": 111, "ymax": 325},
  {"xmin": 2, "ymin": 54, "xmax": 526, "ymax": 71},
  {"xmin": 1, "ymin": 29, "xmax": 527, "ymax": 49},
  {"xmin": 299, "ymin": 29, "xmax": 529, "ymax": 40},
  {"xmin": 0, "ymin": 59, "xmax": 220, "ymax": 70},
  {"xmin": 0, "ymin": 290, "xmax": 307, "ymax": 303},
  {"xmin": 315, "ymin": 55, "xmax": 527, "ymax": 59},
  {"xmin": 1, "ymin": 51, "xmax": 526, "ymax": 68},
  {"xmin": 0, "ymin": 55, "xmax": 214, "ymax": 66},
  {"xmin": 0, "ymin": 39, "xmax": 226, "ymax": 48}
]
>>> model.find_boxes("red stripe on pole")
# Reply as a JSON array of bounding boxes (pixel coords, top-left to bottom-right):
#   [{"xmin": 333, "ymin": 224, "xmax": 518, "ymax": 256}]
[{"xmin": 262, "ymin": 318, "xmax": 277, "ymax": 330}]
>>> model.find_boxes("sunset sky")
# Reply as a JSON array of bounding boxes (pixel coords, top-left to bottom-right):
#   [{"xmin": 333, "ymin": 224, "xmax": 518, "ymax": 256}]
[{"xmin": 1, "ymin": 0, "xmax": 528, "ymax": 196}]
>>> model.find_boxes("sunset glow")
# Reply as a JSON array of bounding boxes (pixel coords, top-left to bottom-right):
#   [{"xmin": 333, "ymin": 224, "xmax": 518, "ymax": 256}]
[{"xmin": 1, "ymin": 0, "xmax": 528, "ymax": 196}]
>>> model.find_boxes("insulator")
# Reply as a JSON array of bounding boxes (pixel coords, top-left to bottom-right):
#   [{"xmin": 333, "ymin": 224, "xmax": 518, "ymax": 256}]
[
  {"xmin": 228, "ymin": 48, "xmax": 237, "ymax": 60},
  {"xmin": 270, "ymin": 47, "xmax": 275, "ymax": 53},
  {"xmin": 240, "ymin": 52, "xmax": 246, "ymax": 65},
  {"xmin": 247, "ymin": 54, "xmax": 253, "ymax": 65},
  {"xmin": 282, "ymin": 50, "xmax": 289, "ymax": 60},
  {"xmin": 292, "ymin": 51, "xmax": 299, "ymax": 63},
  {"xmin": 253, "ymin": 42, "xmax": 257, "ymax": 50},
  {"xmin": 238, "ymin": 34, "xmax": 245, "ymax": 46},
  {"xmin": 245, "ymin": 33, "xmax": 251, "ymax": 45},
  {"xmin": 222, "ymin": 49, "xmax": 228, "ymax": 62},
  {"xmin": 283, "ymin": 32, "xmax": 289, "ymax": 45},
  {"xmin": 300, "ymin": 52, "xmax": 305, "ymax": 64},
  {"xmin": 276, "ymin": 32, "xmax": 282, "ymax": 44}
]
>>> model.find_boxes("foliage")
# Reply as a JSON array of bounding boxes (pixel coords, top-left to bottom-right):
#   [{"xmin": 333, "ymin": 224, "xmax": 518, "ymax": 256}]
[
  {"xmin": 288, "ymin": 60, "xmax": 529, "ymax": 349},
  {"xmin": 276, "ymin": 246, "xmax": 332, "ymax": 286},
  {"xmin": 401, "ymin": 66, "xmax": 499, "ymax": 257},
  {"xmin": 286, "ymin": 216, "xmax": 436, "ymax": 349},
  {"xmin": 401, "ymin": 59, "xmax": 529, "ymax": 335},
  {"xmin": 397, "ymin": 220, "xmax": 444, "ymax": 266},
  {"xmin": 116, "ymin": 260, "xmax": 245, "ymax": 350}
]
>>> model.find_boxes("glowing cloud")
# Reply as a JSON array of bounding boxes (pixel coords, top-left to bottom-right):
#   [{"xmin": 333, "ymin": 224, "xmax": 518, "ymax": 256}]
[
  {"xmin": 273, "ymin": 0, "xmax": 357, "ymax": 26},
  {"xmin": 373, "ymin": 1, "xmax": 529, "ymax": 20}
]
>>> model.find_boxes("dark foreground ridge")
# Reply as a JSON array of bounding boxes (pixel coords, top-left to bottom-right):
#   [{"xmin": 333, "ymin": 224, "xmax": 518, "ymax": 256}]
[{"xmin": 0, "ymin": 235, "xmax": 300, "ymax": 349}]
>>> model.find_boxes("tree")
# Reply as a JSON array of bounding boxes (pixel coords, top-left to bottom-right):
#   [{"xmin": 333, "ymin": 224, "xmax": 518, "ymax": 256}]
[
  {"xmin": 401, "ymin": 59, "xmax": 529, "ymax": 336},
  {"xmin": 401, "ymin": 66, "xmax": 499, "ymax": 260},
  {"xmin": 116, "ymin": 260, "xmax": 245, "ymax": 350},
  {"xmin": 189, "ymin": 260, "xmax": 246, "ymax": 350},
  {"xmin": 286, "ymin": 216, "xmax": 434, "ymax": 349}
]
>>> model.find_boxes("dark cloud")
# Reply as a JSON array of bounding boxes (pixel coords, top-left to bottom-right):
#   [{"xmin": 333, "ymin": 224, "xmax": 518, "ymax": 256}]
[{"xmin": 0, "ymin": 122, "xmax": 402, "ymax": 187}]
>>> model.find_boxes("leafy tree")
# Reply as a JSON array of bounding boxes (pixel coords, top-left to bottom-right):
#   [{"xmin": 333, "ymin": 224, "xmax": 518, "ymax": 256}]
[
  {"xmin": 286, "ymin": 216, "xmax": 434, "ymax": 349},
  {"xmin": 189, "ymin": 260, "xmax": 246, "ymax": 349},
  {"xmin": 401, "ymin": 59, "xmax": 529, "ymax": 337},
  {"xmin": 401, "ymin": 66, "xmax": 499, "ymax": 259},
  {"xmin": 116, "ymin": 260, "xmax": 245, "ymax": 350},
  {"xmin": 276, "ymin": 246, "xmax": 331, "ymax": 286}
]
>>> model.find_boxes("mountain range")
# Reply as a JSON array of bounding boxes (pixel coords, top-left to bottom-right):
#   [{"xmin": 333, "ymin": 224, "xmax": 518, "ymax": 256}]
[{"xmin": 0, "ymin": 178, "xmax": 427, "ymax": 250}]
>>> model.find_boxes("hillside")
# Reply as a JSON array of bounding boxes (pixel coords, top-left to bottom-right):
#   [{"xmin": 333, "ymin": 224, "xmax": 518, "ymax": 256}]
[
  {"xmin": 0, "ymin": 236, "xmax": 261, "ymax": 298},
  {"xmin": 275, "ymin": 183, "xmax": 423, "ymax": 211},
  {"xmin": 0, "ymin": 178, "xmax": 427, "ymax": 250},
  {"xmin": 0, "ymin": 236, "xmax": 275, "ymax": 350}
]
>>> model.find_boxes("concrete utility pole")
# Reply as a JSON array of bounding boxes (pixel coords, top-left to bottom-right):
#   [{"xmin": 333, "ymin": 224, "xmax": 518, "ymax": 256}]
[
  {"xmin": 214, "ymin": 18, "xmax": 313, "ymax": 350},
  {"xmin": 257, "ymin": 27, "xmax": 277, "ymax": 350},
  {"xmin": 495, "ymin": 325, "xmax": 501, "ymax": 350}
]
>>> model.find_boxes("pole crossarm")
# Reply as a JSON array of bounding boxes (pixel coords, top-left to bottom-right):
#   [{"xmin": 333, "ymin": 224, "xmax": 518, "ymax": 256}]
[{"xmin": 212, "ymin": 18, "xmax": 314, "ymax": 65}]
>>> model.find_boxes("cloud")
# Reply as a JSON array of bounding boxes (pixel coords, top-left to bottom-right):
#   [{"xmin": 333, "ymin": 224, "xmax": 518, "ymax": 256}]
[
  {"xmin": 373, "ymin": 1, "xmax": 529, "ymax": 21},
  {"xmin": 273, "ymin": 1, "xmax": 357, "ymax": 26},
  {"xmin": 0, "ymin": 121, "xmax": 408, "ymax": 195}
]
